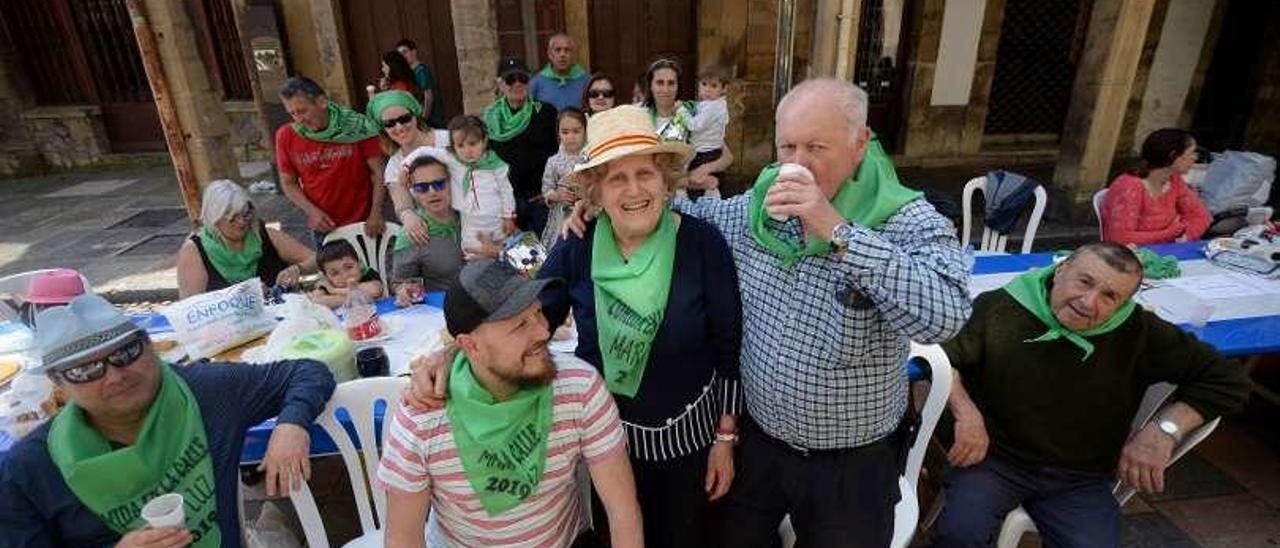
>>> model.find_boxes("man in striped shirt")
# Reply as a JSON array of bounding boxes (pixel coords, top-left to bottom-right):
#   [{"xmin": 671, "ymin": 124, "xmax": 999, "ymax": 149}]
[{"xmin": 379, "ymin": 259, "xmax": 642, "ymax": 547}]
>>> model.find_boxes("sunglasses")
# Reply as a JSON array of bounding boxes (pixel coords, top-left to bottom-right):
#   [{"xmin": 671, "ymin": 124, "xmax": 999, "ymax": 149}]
[
  {"xmin": 587, "ymin": 88, "xmax": 615, "ymax": 99},
  {"xmin": 503, "ymin": 72, "xmax": 530, "ymax": 85},
  {"xmin": 381, "ymin": 113, "xmax": 415, "ymax": 129},
  {"xmin": 411, "ymin": 178, "xmax": 449, "ymax": 194},
  {"xmin": 56, "ymin": 336, "xmax": 146, "ymax": 384},
  {"xmin": 226, "ymin": 204, "xmax": 255, "ymax": 224}
]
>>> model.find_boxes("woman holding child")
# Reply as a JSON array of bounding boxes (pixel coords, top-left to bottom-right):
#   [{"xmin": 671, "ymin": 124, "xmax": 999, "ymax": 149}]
[
  {"xmin": 537, "ymin": 105, "xmax": 744, "ymax": 546},
  {"xmin": 370, "ymin": 90, "xmax": 451, "ymax": 247},
  {"xmin": 176, "ymin": 180, "xmax": 315, "ymax": 298},
  {"xmin": 643, "ymin": 58, "xmax": 734, "ymax": 198}
]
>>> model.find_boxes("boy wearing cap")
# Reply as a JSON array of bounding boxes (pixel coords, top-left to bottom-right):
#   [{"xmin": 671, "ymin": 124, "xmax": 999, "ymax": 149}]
[
  {"xmin": 485, "ymin": 57, "xmax": 560, "ymax": 237},
  {"xmin": 0, "ymin": 295, "xmax": 335, "ymax": 548},
  {"xmin": 378, "ymin": 259, "xmax": 642, "ymax": 547}
]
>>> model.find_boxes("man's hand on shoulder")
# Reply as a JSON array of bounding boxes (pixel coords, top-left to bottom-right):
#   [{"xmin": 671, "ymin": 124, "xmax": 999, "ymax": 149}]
[
  {"xmin": 401, "ymin": 344, "xmax": 458, "ymax": 411},
  {"xmin": 1118, "ymin": 423, "xmax": 1176, "ymax": 493}
]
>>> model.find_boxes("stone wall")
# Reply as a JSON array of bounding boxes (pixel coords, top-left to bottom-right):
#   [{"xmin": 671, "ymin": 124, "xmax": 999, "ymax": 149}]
[
  {"xmin": 279, "ymin": 0, "xmax": 353, "ymax": 104},
  {"xmin": 450, "ymin": 0, "xmax": 502, "ymax": 116},
  {"xmin": 20, "ymin": 106, "xmax": 111, "ymax": 169},
  {"xmin": 899, "ymin": 0, "xmax": 1008, "ymax": 163},
  {"xmin": 0, "ymin": 34, "xmax": 41, "ymax": 175},
  {"xmin": 224, "ymin": 101, "xmax": 272, "ymax": 162}
]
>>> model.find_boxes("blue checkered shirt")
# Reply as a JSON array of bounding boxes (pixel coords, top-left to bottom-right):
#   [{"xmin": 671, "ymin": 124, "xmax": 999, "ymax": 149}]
[{"xmin": 675, "ymin": 195, "xmax": 972, "ymax": 449}]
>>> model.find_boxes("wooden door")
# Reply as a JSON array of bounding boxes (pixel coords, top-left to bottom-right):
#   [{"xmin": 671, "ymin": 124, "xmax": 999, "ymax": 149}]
[
  {"xmin": 70, "ymin": 0, "xmax": 166, "ymax": 152},
  {"xmin": 853, "ymin": 0, "xmax": 917, "ymax": 152},
  {"xmin": 339, "ymin": 0, "xmax": 463, "ymax": 121},
  {"xmin": 589, "ymin": 0, "xmax": 697, "ymax": 103}
]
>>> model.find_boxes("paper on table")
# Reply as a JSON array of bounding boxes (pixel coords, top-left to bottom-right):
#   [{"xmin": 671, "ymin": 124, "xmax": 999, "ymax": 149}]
[{"xmin": 1164, "ymin": 274, "xmax": 1267, "ymax": 300}]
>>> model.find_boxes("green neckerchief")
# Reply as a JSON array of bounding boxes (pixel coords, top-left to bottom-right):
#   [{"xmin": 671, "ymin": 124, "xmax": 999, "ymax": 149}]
[
  {"xmin": 483, "ymin": 97, "xmax": 541, "ymax": 143},
  {"xmin": 445, "ymin": 353, "xmax": 553, "ymax": 516},
  {"xmin": 393, "ymin": 209, "xmax": 460, "ymax": 251},
  {"xmin": 48, "ymin": 365, "xmax": 220, "ymax": 546},
  {"xmin": 199, "ymin": 226, "xmax": 262, "ymax": 284},
  {"xmin": 1134, "ymin": 247, "xmax": 1181, "ymax": 279},
  {"xmin": 747, "ymin": 138, "xmax": 922, "ymax": 267},
  {"xmin": 291, "ymin": 101, "xmax": 381, "ymax": 144},
  {"xmin": 537, "ymin": 63, "xmax": 587, "ymax": 85},
  {"xmin": 590, "ymin": 209, "xmax": 678, "ymax": 397},
  {"xmin": 1003, "ymin": 265, "xmax": 1136, "ymax": 362},
  {"xmin": 367, "ymin": 90, "xmax": 423, "ymax": 120},
  {"xmin": 458, "ymin": 149, "xmax": 508, "ymax": 193}
]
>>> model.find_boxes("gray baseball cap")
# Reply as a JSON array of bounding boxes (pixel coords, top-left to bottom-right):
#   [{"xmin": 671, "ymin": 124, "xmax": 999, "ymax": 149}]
[{"xmin": 444, "ymin": 259, "xmax": 560, "ymax": 336}]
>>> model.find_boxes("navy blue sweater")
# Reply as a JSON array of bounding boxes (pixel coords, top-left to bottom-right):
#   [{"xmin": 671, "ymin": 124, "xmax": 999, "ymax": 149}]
[
  {"xmin": 539, "ymin": 214, "xmax": 743, "ymax": 427},
  {"xmin": 0, "ymin": 360, "xmax": 335, "ymax": 548}
]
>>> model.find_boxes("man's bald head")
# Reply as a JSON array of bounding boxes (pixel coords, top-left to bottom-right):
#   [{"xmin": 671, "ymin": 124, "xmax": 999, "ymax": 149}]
[
  {"xmin": 773, "ymin": 78, "xmax": 873, "ymax": 198},
  {"xmin": 777, "ymin": 78, "xmax": 869, "ymax": 146}
]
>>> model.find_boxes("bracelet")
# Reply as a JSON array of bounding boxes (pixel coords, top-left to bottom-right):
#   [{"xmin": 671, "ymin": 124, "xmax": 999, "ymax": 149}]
[{"xmin": 714, "ymin": 431, "xmax": 739, "ymax": 444}]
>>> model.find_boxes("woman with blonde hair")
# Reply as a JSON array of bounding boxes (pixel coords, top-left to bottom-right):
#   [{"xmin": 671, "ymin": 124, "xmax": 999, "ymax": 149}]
[{"xmin": 176, "ymin": 180, "xmax": 315, "ymax": 297}]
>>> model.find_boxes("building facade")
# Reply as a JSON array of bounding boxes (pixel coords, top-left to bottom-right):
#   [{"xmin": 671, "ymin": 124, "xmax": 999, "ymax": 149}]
[{"xmin": 0, "ymin": 0, "xmax": 1276, "ymax": 219}]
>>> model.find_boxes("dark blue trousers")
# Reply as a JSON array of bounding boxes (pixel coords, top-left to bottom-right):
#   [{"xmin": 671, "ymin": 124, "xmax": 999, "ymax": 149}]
[{"xmin": 933, "ymin": 454, "xmax": 1120, "ymax": 548}]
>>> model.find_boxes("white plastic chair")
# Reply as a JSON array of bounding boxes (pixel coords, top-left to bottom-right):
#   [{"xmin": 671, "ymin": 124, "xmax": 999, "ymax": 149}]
[
  {"xmin": 960, "ymin": 177, "xmax": 1048, "ymax": 254},
  {"xmin": 290, "ymin": 377, "xmax": 409, "ymax": 548},
  {"xmin": 1093, "ymin": 188, "xmax": 1109, "ymax": 239},
  {"xmin": 323, "ymin": 222, "xmax": 402, "ymax": 283},
  {"xmin": 780, "ymin": 343, "xmax": 954, "ymax": 548},
  {"xmin": 993, "ymin": 383, "xmax": 1222, "ymax": 548}
]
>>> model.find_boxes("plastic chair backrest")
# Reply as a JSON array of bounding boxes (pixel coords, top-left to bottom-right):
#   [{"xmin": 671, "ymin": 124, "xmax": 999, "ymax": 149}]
[
  {"xmin": 960, "ymin": 177, "xmax": 1047, "ymax": 254},
  {"xmin": 323, "ymin": 223, "xmax": 402, "ymax": 287},
  {"xmin": 1093, "ymin": 188, "xmax": 1109, "ymax": 238},
  {"xmin": 313, "ymin": 377, "xmax": 409, "ymax": 536},
  {"xmin": 905, "ymin": 342, "xmax": 953, "ymax": 487}
]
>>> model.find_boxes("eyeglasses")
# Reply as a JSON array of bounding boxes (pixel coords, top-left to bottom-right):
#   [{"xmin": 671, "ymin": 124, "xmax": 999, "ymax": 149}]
[
  {"xmin": 381, "ymin": 113, "xmax": 415, "ymax": 129},
  {"xmin": 226, "ymin": 204, "xmax": 254, "ymax": 224},
  {"xmin": 55, "ymin": 336, "xmax": 146, "ymax": 384},
  {"xmin": 503, "ymin": 72, "xmax": 530, "ymax": 85},
  {"xmin": 411, "ymin": 178, "xmax": 449, "ymax": 194},
  {"xmin": 586, "ymin": 88, "xmax": 615, "ymax": 99}
]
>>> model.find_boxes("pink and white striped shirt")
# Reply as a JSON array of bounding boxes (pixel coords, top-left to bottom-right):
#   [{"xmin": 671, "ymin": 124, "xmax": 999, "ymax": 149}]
[{"xmin": 378, "ymin": 356, "xmax": 626, "ymax": 547}]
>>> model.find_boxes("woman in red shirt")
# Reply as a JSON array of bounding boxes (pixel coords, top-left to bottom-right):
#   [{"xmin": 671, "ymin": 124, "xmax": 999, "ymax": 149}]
[{"xmin": 1102, "ymin": 128, "xmax": 1211, "ymax": 245}]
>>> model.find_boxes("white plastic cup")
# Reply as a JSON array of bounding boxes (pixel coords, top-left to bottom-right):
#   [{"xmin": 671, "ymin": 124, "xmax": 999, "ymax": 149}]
[
  {"xmin": 140, "ymin": 493, "xmax": 185, "ymax": 528},
  {"xmin": 1189, "ymin": 301, "xmax": 1215, "ymax": 328},
  {"xmin": 769, "ymin": 163, "xmax": 816, "ymax": 221}
]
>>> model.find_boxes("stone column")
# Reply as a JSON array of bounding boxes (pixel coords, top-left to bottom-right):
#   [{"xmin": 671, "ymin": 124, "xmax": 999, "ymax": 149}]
[
  {"xmin": 1051, "ymin": 0, "xmax": 1158, "ymax": 220},
  {"xmin": 140, "ymin": 0, "xmax": 238, "ymax": 185},
  {"xmin": 279, "ymin": 0, "xmax": 353, "ymax": 105},
  {"xmin": 450, "ymin": 0, "xmax": 501, "ymax": 115},
  {"xmin": 564, "ymin": 0, "xmax": 591, "ymax": 68}
]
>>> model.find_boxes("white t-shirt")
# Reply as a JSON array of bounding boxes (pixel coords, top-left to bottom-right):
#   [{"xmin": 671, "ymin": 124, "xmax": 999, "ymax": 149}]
[
  {"xmin": 689, "ymin": 97, "xmax": 729, "ymax": 153},
  {"xmin": 377, "ymin": 356, "xmax": 626, "ymax": 548},
  {"xmin": 383, "ymin": 130, "xmax": 452, "ymax": 185}
]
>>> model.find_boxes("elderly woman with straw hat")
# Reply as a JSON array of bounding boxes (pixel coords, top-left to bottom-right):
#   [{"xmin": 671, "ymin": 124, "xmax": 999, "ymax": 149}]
[
  {"xmin": 176, "ymin": 180, "xmax": 316, "ymax": 298},
  {"xmin": 537, "ymin": 105, "xmax": 744, "ymax": 546},
  {"xmin": 368, "ymin": 90, "xmax": 452, "ymax": 247}
]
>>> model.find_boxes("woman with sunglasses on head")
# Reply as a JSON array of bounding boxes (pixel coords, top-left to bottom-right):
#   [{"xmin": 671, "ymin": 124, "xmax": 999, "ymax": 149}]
[
  {"xmin": 581, "ymin": 72, "xmax": 617, "ymax": 116},
  {"xmin": 176, "ymin": 180, "xmax": 316, "ymax": 298},
  {"xmin": 643, "ymin": 59, "xmax": 734, "ymax": 199},
  {"xmin": 389, "ymin": 154, "xmax": 464, "ymax": 297},
  {"xmin": 369, "ymin": 90, "xmax": 451, "ymax": 247}
]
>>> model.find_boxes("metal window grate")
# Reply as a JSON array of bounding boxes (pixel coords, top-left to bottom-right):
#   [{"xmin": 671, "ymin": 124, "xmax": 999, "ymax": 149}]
[{"xmin": 984, "ymin": 0, "xmax": 1090, "ymax": 136}]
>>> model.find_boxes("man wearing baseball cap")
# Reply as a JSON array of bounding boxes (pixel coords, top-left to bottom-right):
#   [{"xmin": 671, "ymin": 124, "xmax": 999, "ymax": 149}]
[
  {"xmin": 0, "ymin": 294, "xmax": 335, "ymax": 548},
  {"xmin": 485, "ymin": 56, "xmax": 559, "ymax": 236},
  {"xmin": 379, "ymin": 259, "xmax": 642, "ymax": 547}
]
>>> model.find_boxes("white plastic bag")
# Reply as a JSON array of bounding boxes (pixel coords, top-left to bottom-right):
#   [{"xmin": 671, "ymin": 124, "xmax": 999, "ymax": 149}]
[
  {"xmin": 255, "ymin": 294, "xmax": 340, "ymax": 361},
  {"xmin": 162, "ymin": 278, "xmax": 275, "ymax": 359},
  {"xmin": 1199, "ymin": 151, "xmax": 1276, "ymax": 215}
]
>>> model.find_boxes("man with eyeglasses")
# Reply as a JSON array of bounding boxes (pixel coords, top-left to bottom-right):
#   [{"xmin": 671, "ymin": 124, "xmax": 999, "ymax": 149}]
[
  {"xmin": 0, "ymin": 295, "xmax": 336, "ymax": 548},
  {"xmin": 484, "ymin": 57, "xmax": 559, "ymax": 237},
  {"xmin": 277, "ymin": 75, "xmax": 388, "ymax": 246}
]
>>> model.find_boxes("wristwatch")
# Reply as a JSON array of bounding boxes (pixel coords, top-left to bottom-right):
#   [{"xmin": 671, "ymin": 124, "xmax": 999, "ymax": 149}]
[
  {"xmin": 830, "ymin": 222, "xmax": 856, "ymax": 252},
  {"xmin": 1156, "ymin": 418, "xmax": 1183, "ymax": 443}
]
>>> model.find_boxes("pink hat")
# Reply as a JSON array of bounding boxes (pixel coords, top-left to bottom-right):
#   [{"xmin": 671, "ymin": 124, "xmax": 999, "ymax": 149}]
[{"xmin": 23, "ymin": 269, "xmax": 87, "ymax": 305}]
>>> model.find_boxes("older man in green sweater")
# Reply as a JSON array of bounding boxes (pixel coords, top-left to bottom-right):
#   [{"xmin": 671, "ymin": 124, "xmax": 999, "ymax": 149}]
[{"xmin": 934, "ymin": 242, "xmax": 1251, "ymax": 548}]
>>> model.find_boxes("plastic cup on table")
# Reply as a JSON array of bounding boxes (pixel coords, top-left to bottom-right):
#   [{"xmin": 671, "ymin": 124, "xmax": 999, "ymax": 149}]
[
  {"xmin": 393, "ymin": 277, "xmax": 426, "ymax": 304},
  {"xmin": 140, "ymin": 493, "xmax": 185, "ymax": 528},
  {"xmin": 1189, "ymin": 301, "xmax": 1215, "ymax": 329},
  {"xmin": 356, "ymin": 346, "xmax": 390, "ymax": 377}
]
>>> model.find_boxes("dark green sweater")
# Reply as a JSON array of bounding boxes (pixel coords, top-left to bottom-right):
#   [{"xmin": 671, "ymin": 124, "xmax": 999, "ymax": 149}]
[{"xmin": 942, "ymin": 289, "xmax": 1251, "ymax": 474}]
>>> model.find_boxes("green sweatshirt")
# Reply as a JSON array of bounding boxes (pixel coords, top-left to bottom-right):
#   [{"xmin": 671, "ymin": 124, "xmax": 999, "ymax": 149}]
[{"xmin": 942, "ymin": 289, "xmax": 1251, "ymax": 474}]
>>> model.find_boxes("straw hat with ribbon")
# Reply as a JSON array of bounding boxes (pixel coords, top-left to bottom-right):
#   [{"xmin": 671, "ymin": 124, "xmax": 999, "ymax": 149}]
[{"xmin": 570, "ymin": 105, "xmax": 693, "ymax": 184}]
